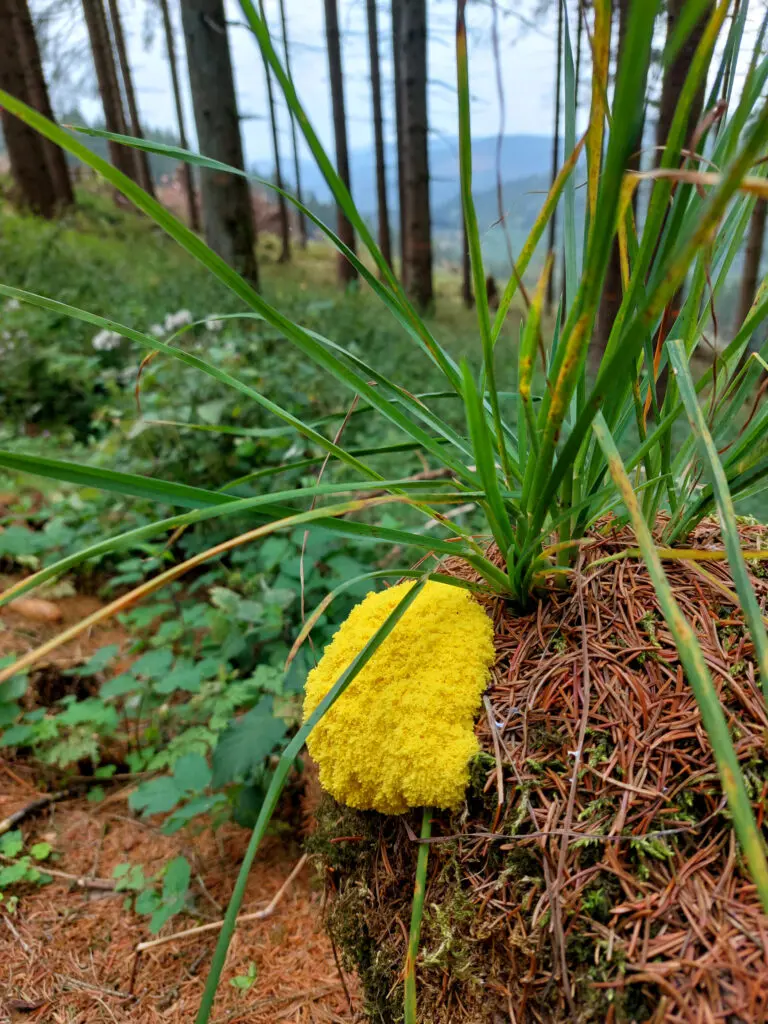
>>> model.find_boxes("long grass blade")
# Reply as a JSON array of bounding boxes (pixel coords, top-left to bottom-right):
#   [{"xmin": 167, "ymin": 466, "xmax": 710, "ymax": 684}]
[
  {"xmin": 456, "ymin": 0, "xmax": 512, "ymax": 485},
  {"xmin": 404, "ymin": 807, "xmax": 432, "ymax": 1024},
  {"xmin": 195, "ymin": 577, "xmax": 430, "ymax": 1022},
  {"xmin": 667, "ymin": 339, "xmax": 768, "ymax": 702}
]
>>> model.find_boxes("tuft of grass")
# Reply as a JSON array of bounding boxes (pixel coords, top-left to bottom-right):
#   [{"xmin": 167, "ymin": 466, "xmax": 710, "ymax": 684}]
[{"xmin": 1, "ymin": 0, "xmax": 768, "ymax": 1019}]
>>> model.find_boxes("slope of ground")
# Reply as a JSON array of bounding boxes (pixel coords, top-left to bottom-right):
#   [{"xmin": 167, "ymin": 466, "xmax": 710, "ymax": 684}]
[{"xmin": 0, "ymin": 760, "xmax": 359, "ymax": 1024}]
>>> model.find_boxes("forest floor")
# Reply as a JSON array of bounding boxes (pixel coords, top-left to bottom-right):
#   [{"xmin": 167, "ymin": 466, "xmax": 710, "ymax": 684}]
[
  {"xmin": 0, "ymin": 761, "xmax": 361, "ymax": 1024},
  {"xmin": 0, "ymin": 593, "xmax": 360, "ymax": 1024}
]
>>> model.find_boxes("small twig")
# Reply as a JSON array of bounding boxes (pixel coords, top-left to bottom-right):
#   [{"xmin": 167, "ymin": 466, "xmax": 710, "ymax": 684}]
[
  {"xmin": 134, "ymin": 853, "xmax": 308, "ymax": 954},
  {"xmin": 3, "ymin": 913, "xmax": 30, "ymax": 952},
  {"xmin": 0, "ymin": 790, "xmax": 71, "ymax": 836},
  {"xmin": 483, "ymin": 695, "xmax": 505, "ymax": 810},
  {"xmin": 0, "ymin": 854, "xmax": 116, "ymax": 890}
]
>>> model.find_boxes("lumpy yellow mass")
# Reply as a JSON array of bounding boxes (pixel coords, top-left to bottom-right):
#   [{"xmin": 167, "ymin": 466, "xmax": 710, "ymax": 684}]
[{"xmin": 303, "ymin": 581, "xmax": 495, "ymax": 814}]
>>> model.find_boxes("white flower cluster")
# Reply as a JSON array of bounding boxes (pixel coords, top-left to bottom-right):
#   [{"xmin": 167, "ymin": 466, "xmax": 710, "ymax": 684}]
[
  {"xmin": 145, "ymin": 311, "xmax": 226, "ymax": 339},
  {"xmin": 92, "ymin": 329, "xmax": 122, "ymax": 352},
  {"xmin": 4, "ymin": 299, "xmax": 20, "ymax": 313},
  {"xmin": 164, "ymin": 309, "xmax": 194, "ymax": 332}
]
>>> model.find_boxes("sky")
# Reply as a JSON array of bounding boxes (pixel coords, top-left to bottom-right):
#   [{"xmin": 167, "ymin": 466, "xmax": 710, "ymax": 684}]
[
  {"xmin": 40, "ymin": 0, "xmax": 568, "ymax": 176},
  {"xmin": 36, "ymin": 0, "xmax": 765, "ymax": 182}
]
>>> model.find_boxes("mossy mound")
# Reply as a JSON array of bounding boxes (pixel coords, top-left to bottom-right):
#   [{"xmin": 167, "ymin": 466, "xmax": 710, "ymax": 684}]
[{"xmin": 310, "ymin": 519, "xmax": 768, "ymax": 1023}]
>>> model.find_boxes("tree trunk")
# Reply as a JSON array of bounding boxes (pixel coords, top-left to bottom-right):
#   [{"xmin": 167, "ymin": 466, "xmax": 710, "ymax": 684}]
[
  {"xmin": 81, "ymin": 0, "xmax": 137, "ymax": 181},
  {"xmin": 259, "ymin": 0, "xmax": 290, "ymax": 262},
  {"xmin": 545, "ymin": 0, "xmax": 563, "ymax": 314},
  {"xmin": 0, "ymin": 0, "xmax": 58, "ymax": 216},
  {"xmin": 736, "ymin": 198, "xmax": 767, "ymax": 329},
  {"xmin": 277, "ymin": 0, "xmax": 307, "ymax": 248},
  {"xmin": 391, "ymin": 0, "xmax": 407, "ymax": 286},
  {"xmin": 180, "ymin": 0, "xmax": 258, "ymax": 287},
  {"xmin": 398, "ymin": 0, "xmax": 432, "ymax": 309},
  {"xmin": 158, "ymin": 0, "xmax": 199, "ymax": 230},
  {"xmin": 595, "ymin": 0, "xmax": 642, "ymax": 354},
  {"xmin": 656, "ymin": 0, "xmax": 711, "ymax": 166},
  {"xmin": 323, "ymin": 0, "xmax": 357, "ymax": 284},
  {"xmin": 12, "ymin": 0, "xmax": 74, "ymax": 208},
  {"xmin": 366, "ymin": 0, "xmax": 392, "ymax": 273},
  {"xmin": 105, "ymin": 0, "xmax": 155, "ymax": 196},
  {"xmin": 653, "ymin": 0, "xmax": 714, "ymax": 404}
]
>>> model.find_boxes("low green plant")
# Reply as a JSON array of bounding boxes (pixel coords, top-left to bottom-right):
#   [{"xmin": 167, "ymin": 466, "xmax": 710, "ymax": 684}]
[
  {"xmin": 0, "ymin": 1, "xmax": 767, "ymax": 1021},
  {"xmin": 114, "ymin": 854, "xmax": 191, "ymax": 933},
  {"xmin": 0, "ymin": 829, "xmax": 53, "ymax": 911}
]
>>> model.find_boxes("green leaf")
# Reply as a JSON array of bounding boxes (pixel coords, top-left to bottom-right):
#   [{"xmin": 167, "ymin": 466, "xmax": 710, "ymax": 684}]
[
  {"xmin": 173, "ymin": 753, "xmax": 212, "ymax": 794},
  {"xmin": 0, "ymin": 859, "xmax": 31, "ymax": 887},
  {"xmin": 0, "ymin": 675, "xmax": 27, "ymax": 703},
  {"xmin": 0, "ymin": 724, "xmax": 36, "ymax": 748},
  {"xmin": 153, "ymin": 659, "xmax": 206, "ymax": 695},
  {"xmin": 58, "ymin": 699, "xmax": 118, "ymax": 729},
  {"xmin": 162, "ymin": 856, "xmax": 191, "ymax": 898},
  {"xmin": 211, "ymin": 699, "xmax": 288, "ymax": 788},
  {"xmin": 129, "ymin": 777, "xmax": 183, "ymax": 816},
  {"xmin": 72, "ymin": 645, "xmax": 120, "ymax": 676},
  {"xmin": 30, "ymin": 842, "xmax": 52, "ymax": 861},
  {"xmin": 100, "ymin": 674, "xmax": 139, "ymax": 699},
  {"xmin": 0, "ymin": 831, "xmax": 24, "ymax": 858},
  {"xmin": 130, "ymin": 649, "xmax": 174, "ymax": 680}
]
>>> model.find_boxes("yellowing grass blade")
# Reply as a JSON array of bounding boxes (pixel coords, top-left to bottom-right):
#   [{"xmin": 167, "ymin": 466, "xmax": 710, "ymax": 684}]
[
  {"xmin": 491, "ymin": 134, "xmax": 586, "ymax": 344},
  {"xmin": 586, "ymin": 0, "xmax": 611, "ymax": 229}
]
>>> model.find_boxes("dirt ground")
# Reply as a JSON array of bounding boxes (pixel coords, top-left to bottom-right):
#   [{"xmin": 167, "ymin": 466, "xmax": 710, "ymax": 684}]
[{"xmin": 0, "ymin": 758, "xmax": 361, "ymax": 1023}]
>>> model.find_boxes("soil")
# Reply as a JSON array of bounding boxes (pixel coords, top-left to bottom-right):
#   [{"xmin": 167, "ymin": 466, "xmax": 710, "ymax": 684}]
[
  {"xmin": 0, "ymin": 578, "xmax": 360, "ymax": 1024},
  {"xmin": 0, "ymin": 759, "xmax": 360, "ymax": 1024}
]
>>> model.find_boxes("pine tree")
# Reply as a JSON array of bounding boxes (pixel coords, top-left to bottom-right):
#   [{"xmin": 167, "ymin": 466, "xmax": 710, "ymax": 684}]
[
  {"xmin": 158, "ymin": 0, "xmax": 199, "ymax": 230},
  {"xmin": 397, "ymin": 0, "xmax": 432, "ymax": 309},
  {"xmin": 366, "ymin": 0, "xmax": 392, "ymax": 272},
  {"xmin": 259, "ymin": 0, "xmax": 290, "ymax": 262},
  {"xmin": 81, "ymin": 0, "xmax": 137, "ymax": 181},
  {"xmin": 181, "ymin": 0, "xmax": 258, "ymax": 286},
  {"xmin": 391, "ymin": 0, "xmax": 407, "ymax": 285},
  {"xmin": 105, "ymin": 0, "xmax": 155, "ymax": 196},
  {"xmin": 13, "ymin": 0, "xmax": 74, "ymax": 208},
  {"xmin": 278, "ymin": 0, "xmax": 307, "ymax": 247},
  {"xmin": 0, "ymin": 0, "xmax": 59, "ymax": 216},
  {"xmin": 323, "ymin": 0, "xmax": 357, "ymax": 284}
]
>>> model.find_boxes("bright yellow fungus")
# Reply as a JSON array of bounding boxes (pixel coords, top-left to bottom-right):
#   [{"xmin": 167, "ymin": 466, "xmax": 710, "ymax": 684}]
[{"xmin": 303, "ymin": 580, "xmax": 495, "ymax": 814}]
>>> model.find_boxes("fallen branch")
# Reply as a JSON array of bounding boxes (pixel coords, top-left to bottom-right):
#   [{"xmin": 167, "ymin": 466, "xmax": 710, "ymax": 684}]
[
  {"xmin": 134, "ymin": 852, "xmax": 308, "ymax": 954},
  {"xmin": 0, "ymin": 790, "xmax": 71, "ymax": 836},
  {"xmin": 0, "ymin": 854, "xmax": 116, "ymax": 891}
]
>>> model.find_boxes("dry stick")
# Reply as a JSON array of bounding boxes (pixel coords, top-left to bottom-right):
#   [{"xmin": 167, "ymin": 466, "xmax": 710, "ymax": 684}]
[
  {"xmin": 0, "ymin": 854, "xmax": 116, "ymax": 891},
  {"xmin": 3, "ymin": 913, "xmax": 30, "ymax": 952},
  {"xmin": 134, "ymin": 852, "xmax": 307, "ymax": 952},
  {"xmin": 483, "ymin": 694, "xmax": 504, "ymax": 812},
  {"xmin": 0, "ymin": 790, "xmax": 71, "ymax": 836}
]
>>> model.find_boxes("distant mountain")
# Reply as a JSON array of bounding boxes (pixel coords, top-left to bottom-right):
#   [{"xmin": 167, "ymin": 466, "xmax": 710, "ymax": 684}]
[
  {"xmin": 431, "ymin": 170, "xmax": 587, "ymax": 277},
  {"xmin": 284, "ymin": 134, "xmax": 555, "ymax": 214}
]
